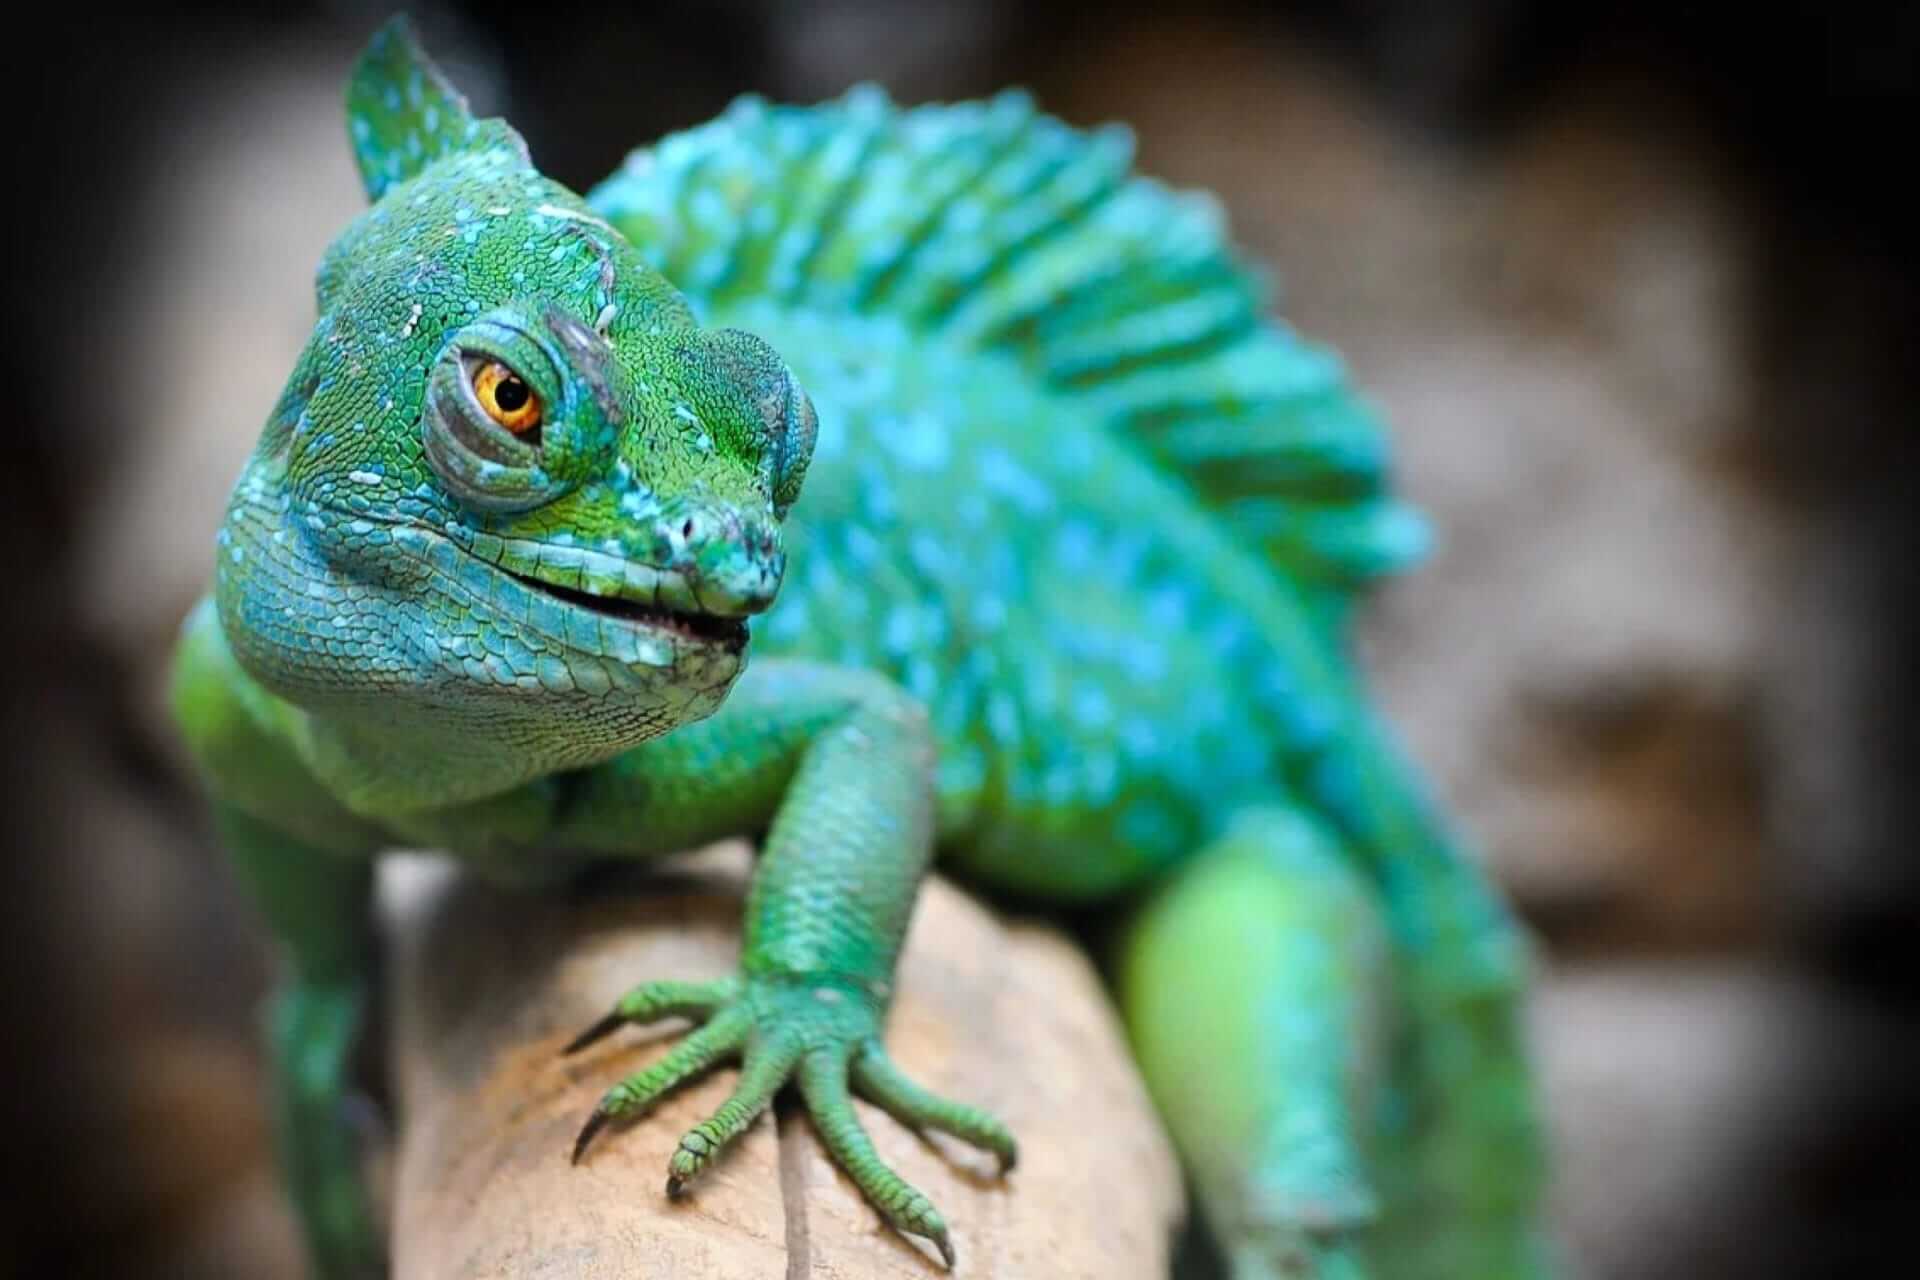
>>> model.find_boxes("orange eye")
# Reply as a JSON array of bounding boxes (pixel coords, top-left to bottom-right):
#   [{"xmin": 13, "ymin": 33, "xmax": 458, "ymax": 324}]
[{"xmin": 471, "ymin": 360, "xmax": 543, "ymax": 436}]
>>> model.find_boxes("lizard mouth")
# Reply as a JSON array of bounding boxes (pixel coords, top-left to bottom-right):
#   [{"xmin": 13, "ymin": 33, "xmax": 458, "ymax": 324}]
[{"xmin": 502, "ymin": 568, "xmax": 749, "ymax": 652}]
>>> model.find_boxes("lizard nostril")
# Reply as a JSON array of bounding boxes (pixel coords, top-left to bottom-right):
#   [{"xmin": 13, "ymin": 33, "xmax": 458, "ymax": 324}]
[{"xmin": 682, "ymin": 519, "xmax": 696, "ymax": 541}]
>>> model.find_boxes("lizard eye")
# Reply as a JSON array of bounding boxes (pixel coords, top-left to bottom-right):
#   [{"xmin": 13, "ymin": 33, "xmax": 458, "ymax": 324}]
[
  {"xmin": 421, "ymin": 306, "xmax": 620, "ymax": 515},
  {"xmin": 471, "ymin": 360, "xmax": 543, "ymax": 438}
]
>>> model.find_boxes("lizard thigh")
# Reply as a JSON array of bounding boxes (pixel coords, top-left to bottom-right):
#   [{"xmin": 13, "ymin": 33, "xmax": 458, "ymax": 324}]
[{"xmin": 1116, "ymin": 807, "xmax": 1393, "ymax": 1279}]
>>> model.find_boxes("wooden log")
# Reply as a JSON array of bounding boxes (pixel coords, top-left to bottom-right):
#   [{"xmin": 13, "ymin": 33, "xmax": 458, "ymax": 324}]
[{"xmin": 380, "ymin": 844, "xmax": 1184, "ymax": 1278}]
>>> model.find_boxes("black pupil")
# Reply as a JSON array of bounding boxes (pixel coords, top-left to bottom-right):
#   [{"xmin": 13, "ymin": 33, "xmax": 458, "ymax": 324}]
[{"xmin": 494, "ymin": 374, "xmax": 531, "ymax": 413}]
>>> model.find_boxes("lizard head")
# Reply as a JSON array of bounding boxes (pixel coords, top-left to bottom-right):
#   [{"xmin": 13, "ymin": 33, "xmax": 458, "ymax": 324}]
[{"xmin": 216, "ymin": 17, "xmax": 815, "ymax": 767}]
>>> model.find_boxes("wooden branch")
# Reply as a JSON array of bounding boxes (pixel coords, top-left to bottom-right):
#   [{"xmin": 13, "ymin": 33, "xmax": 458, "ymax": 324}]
[{"xmin": 379, "ymin": 844, "xmax": 1183, "ymax": 1278}]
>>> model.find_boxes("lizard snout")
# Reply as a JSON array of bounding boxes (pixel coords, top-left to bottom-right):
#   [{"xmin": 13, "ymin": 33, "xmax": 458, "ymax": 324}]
[{"xmin": 655, "ymin": 502, "xmax": 785, "ymax": 617}]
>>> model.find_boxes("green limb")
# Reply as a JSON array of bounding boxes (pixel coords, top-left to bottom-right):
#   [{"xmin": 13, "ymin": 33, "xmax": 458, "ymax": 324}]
[
  {"xmin": 215, "ymin": 802, "xmax": 382, "ymax": 1280},
  {"xmin": 562, "ymin": 976, "xmax": 744, "ymax": 1054},
  {"xmin": 801, "ymin": 1048, "xmax": 956, "ymax": 1267},
  {"xmin": 851, "ymin": 1040, "xmax": 1018, "ymax": 1173},
  {"xmin": 558, "ymin": 661, "xmax": 1009, "ymax": 1265},
  {"xmin": 1120, "ymin": 808, "xmax": 1391, "ymax": 1279},
  {"xmin": 666, "ymin": 1034, "xmax": 805, "ymax": 1192},
  {"xmin": 572, "ymin": 1007, "xmax": 751, "ymax": 1160},
  {"xmin": 268, "ymin": 984, "xmax": 378, "ymax": 1279}
]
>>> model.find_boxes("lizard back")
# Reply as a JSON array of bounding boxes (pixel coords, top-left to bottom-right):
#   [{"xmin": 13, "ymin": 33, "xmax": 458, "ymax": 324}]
[{"xmin": 590, "ymin": 89, "xmax": 1427, "ymax": 898}]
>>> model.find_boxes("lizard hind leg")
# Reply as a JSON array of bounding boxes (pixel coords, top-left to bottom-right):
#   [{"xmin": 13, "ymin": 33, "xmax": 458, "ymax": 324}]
[{"xmin": 1118, "ymin": 807, "xmax": 1394, "ymax": 1279}]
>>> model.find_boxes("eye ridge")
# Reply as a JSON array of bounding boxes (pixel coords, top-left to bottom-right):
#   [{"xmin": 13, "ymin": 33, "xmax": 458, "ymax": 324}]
[{"xmin": 471, "ymin": 359, "xmax": 543, "ymax": 437}]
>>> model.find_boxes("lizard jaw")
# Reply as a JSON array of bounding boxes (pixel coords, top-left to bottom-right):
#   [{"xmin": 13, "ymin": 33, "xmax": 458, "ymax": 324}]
[
  {"xmin": 383, "ymin": 523, "xmax": 753, "ymax": 674},
  {"xmin": 499, "ymin": 567, "xmax": 749, "ymax": 652}
]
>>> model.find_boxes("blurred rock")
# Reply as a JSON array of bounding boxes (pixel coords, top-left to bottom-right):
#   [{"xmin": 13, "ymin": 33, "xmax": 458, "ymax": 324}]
[
  {"xmin": 155, "ymin": 1168, "xmax": 305, "ymax": 1280},
  {"xmin": 741, "ymin": 0, "xmax": 1026, "ymax": 100},
  {"xmin": 1531, "ymin": 962, "xmax": 1800, "ymax": 1280}
]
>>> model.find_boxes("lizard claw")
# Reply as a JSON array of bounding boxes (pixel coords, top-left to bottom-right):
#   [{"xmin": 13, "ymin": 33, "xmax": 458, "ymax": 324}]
[
  {"xmin": 561, "ymin": 1012, "xmax": 628, "ymax": 1057},
  {"xmin": 561, "ymin": 976, "xmax": 743, "ymax": 1059},
  {"xmin": 570, "ymin": 1104, "xmax": 614, "ymax": 1165}
]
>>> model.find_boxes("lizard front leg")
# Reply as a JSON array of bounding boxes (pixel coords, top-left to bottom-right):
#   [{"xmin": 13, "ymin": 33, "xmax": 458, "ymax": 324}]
[
  {"xmin": 216, "ymin": 803, "xmax": 384, "ymax": 1280},
  {"xmin": 556, "ymin": 659, "xmax": 1013, "ymax": 1266}
]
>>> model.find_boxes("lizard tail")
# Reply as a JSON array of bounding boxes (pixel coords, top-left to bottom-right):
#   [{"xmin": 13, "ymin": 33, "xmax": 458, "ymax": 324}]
[{"xmin": 1335, "ymin": 716, "xmax": 1556, "ymax": 1278}]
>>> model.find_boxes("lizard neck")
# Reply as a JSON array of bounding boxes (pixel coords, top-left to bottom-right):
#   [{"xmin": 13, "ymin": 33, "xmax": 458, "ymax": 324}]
[{"xmin": 296, "ymin": 713, "xmax": 559, "ymax": 817}]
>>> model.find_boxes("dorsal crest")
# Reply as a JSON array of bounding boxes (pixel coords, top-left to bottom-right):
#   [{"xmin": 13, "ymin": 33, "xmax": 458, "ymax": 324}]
[
  {"xmin": 587, "ymin": 90, "xmax": 1429, "ymax": 625},
  {"xmin": 345, "ymin": 15, "xmax": 530, "ymax": 201}
]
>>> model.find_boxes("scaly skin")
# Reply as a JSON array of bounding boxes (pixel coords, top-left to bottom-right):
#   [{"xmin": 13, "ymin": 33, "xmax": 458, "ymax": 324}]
[{"xmin": 170, "ymin": 17, "xmax": 1551, "ymax": 1278}]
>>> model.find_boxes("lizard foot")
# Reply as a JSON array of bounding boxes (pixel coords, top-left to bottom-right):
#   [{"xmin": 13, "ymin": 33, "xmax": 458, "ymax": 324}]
[{"xmin": 564, "ymin": 973, "xmax": 1014, "ymax": 1267}]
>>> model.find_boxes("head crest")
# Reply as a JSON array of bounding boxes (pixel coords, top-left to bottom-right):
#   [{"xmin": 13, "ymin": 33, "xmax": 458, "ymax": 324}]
[{"xmin": 345, "ymin": 15, "xmax": 530, "ymax": 201}]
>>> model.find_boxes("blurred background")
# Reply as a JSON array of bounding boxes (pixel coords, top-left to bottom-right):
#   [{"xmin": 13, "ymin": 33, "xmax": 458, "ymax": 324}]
[{"xmin": 9, "ymin": 1, "xmax": 1917, "ymax": 1276}]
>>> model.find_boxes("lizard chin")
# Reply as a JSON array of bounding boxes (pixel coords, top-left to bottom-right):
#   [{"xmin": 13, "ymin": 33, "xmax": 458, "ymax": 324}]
[{"xmin": 500, "ymin": 567, "xmax": 750, "ymax": 653}]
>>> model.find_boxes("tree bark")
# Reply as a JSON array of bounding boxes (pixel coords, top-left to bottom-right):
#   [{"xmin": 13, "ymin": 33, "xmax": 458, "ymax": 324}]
[{"xmin": 380, "ymin": 843, "xmax": 1183, "ymax": 1278}]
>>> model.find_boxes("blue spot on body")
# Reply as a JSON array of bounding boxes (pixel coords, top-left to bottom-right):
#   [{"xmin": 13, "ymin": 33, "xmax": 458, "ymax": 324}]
[
  {"xmin": 1146, "ymin": 585, "xmax": 1187, "ymax": 629},
  {"xmin": 882, "ymin": 605, "xmax": 919, "ymax": 655},
  {"xmin": 880, "ymin": 410, "xmax": 949, "ymax": 470},
  {"xmin": 1071, "ymin": 681, "xmax": 1113, "ymax": 729},
  {"xmin": 1053, "ymin": 520, "xmax": 1099, "ymax": 573},
  {"xmin": 978, "ymin": 448, "xmax": 1053, "ymax": 515}
]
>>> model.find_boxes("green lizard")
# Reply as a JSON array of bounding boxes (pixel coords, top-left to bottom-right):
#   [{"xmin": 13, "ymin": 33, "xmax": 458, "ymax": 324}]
[{"xmin": 169, "ymin": 17, "xmax": 1549, "ymax": 1279}]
